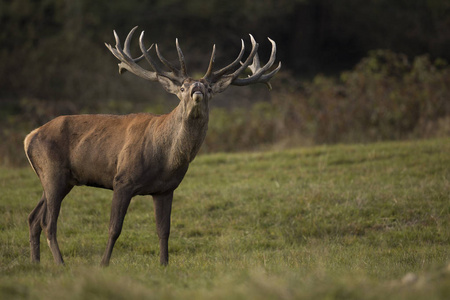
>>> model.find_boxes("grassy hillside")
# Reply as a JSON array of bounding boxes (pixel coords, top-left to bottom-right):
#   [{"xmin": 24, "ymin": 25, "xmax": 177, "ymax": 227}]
[{"xmin": 0, "ymin": 138, "xmax": 449, "ymax": 299}]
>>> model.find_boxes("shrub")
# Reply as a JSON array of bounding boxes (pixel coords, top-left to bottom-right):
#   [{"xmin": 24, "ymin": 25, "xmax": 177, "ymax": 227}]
[{"xmin": 212, "ymin": 50, "xmax": 450, "ymax": 150}]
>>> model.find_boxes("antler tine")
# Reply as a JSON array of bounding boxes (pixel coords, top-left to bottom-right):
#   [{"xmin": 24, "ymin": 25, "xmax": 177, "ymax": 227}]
[
  {"xmin": 123, "ymin": 27, "xmax": 136, "ymax": 59},
  {"xmin": 139, "ymin": 31, "xmax": 164, "ymax": 74},
  {"xmin": 104, "ymin": 35, "xmax": 121, "ymax": 62},
  {"xmin": 257, "ymin": 61, "xmax": 282, "ymax": 90},
  {"xmin": 155, "ymin": 44, "xmax": 179, "ymax": 74},
  {"xmin": 176, "ymin": 39, "xmax": 188, "ymax": 77},
  {"xmin": 113, "ymin": 30, "xmax": 126, "ymax": 60},
  {"xmin": 259, "ymin": 37, "xmax": 277, "ymax": 72},
  {"xmin": 203, "ymin": 44, "xmax": 216, "ymax": 81}
]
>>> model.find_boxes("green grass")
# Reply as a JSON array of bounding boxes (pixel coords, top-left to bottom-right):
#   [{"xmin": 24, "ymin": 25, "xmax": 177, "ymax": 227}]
[{"xmin": 1, "ymin": 138, "xmax": 449, "ymax": 299}]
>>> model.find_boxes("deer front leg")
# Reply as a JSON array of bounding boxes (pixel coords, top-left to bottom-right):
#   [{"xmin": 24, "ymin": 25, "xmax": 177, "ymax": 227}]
[
  {"xmin": 100, "ymin": 189, "xmax": 132, "ymax": 267},
  {"xmin": 153, "ymin": 192, "xmax": 173, "ymax": 266}
]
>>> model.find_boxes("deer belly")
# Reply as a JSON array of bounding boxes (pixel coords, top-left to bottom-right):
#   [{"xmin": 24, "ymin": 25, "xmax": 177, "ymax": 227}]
[
  {"xmin": 69, "ymin": 156, "xmax": 116, "ymax": 189},
  {"xmin": 133, "ymin": 168, "xmax": 188, "ymax": 196}
]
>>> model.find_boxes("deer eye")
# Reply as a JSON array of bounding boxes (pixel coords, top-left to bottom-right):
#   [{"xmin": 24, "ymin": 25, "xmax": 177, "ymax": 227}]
[{"xmin": 180, "ymin": 87, "xmax": 185, "ymax": 92}]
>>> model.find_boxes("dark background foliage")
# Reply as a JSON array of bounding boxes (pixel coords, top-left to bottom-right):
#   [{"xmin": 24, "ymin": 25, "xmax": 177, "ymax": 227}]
[
  {"xmin": 1, "ymin": 0, "xmax": 449, "ymax": 165},
  {"xmin": 1, "ymin": 0, "xmax": 449, "ymax": 101}
]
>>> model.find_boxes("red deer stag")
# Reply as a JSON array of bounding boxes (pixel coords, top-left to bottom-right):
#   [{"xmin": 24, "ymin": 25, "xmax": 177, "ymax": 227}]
[{"xmin": 24, "ymin": 26, "xmax": 281, "ymax": 266}]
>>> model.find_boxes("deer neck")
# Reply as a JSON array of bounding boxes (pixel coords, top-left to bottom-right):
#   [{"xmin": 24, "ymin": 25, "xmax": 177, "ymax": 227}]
[{"xmin": 165, "ymin": 103, "xmax": 209, "ymax": 168}]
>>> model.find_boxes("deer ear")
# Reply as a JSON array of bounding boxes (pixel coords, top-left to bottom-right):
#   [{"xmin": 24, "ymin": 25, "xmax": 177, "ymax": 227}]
[{"xmin": 157, "ymin": 75, "xmax": 180, "ymax": 95}]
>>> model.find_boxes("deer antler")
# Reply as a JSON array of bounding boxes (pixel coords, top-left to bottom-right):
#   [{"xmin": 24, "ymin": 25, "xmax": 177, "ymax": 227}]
[
  {"xmin": 203, "ymin": 34, "xmax": 281, "ymax": 93},
  {"xmin": 105, "ymin": 26, "xmax": 188, "ymax": 87},
  {"xmin": 106, "ymin": 28, "xmax": 281, "ymax": 95}
]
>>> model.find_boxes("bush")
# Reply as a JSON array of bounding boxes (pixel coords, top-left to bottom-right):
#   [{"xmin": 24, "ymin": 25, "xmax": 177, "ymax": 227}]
[
  {"xmin": 329, "ymin": 50, "xmax": 448, "ymax": 142},
  {"xmin": 206, "ymin": 50, "xmax": 450, "ymax": 151}
]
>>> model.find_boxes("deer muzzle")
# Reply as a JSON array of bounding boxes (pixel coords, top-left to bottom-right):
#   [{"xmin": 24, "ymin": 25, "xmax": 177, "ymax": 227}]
[{"xmin": 191, "ymin": 83, "xmax": 204, "ymax": 103}]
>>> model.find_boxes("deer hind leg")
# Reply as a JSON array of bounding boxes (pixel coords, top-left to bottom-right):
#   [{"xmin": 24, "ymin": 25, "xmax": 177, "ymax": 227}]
[
  {"xmin": 28, "ymin": 193, "xmax": 46, "ymax": 263},
  {"xmin": 44, "ymin": 185, "xmax": 72, "ymax": 265},
  {"xmin": 37, "ymin": 177, "xmax": 73, "ymax": 265}
]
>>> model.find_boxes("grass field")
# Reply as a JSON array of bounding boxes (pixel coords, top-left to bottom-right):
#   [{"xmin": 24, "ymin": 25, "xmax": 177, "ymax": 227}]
[{"xmin": 1, "ymin": 138, "xmax": 449, "ymax": 299}]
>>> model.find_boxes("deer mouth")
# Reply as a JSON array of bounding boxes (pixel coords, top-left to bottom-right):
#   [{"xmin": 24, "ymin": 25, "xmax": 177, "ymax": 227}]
[{"xmin": 191, "ymin": 85, "xmax": 204, "ymax": 102}]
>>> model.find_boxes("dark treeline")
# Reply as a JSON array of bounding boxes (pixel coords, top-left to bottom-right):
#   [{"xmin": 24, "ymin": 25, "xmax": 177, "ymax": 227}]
[
  {"xmin": 1, "ymin": 0, "xmax": 450, "ymax": 166},
  {"xmin": 1, "ymin": 0, "xmax": 449, "ymax": 102}
]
